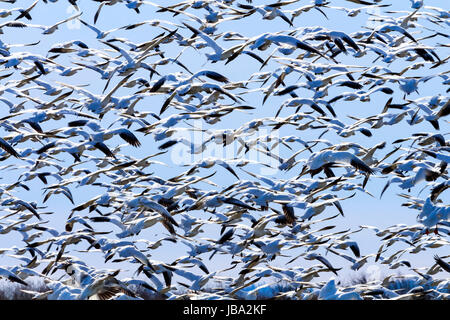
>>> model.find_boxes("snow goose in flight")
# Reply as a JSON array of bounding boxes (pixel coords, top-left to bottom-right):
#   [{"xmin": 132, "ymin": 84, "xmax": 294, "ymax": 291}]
[
  {"xmin": 180, "ymin": 23, "xmax": 264, "ymax": 65},
  {"xmin": 424, "ymin": 6, "xmax": 450, "ymax": 19},
  {"xmin": 379, "ymin": 160, "xmax": 445, "ymax": 197},
  {"xmin": 13, "ymin": 0, "xmax": 38, "ymax": 21},
  {"xmin": 430, "ymin": 180, "xmax": 450, "ymax": 202},
  {"xmin": 78, "ymin": 271, "xmax": 136, "ymax": 300},
  {"xmin": 177, "ymin": 271, "xmax": 217, "ymax": 292},
  {"xmin": 147, "ymin": 70, "xmax": 229, "ymax": 94},
  {"xmin": 105, "ymin": 245, "xmax": 156, "ymax": 272},
  {"xmin": 288, "ymin": 3, "xmax": 329, "ymax": 23},
  {"xmin": 326, "ymin": 249, "xmax": 375, "ymax": 271},
  {"xmin": 39, "ymin": 11, "xmax": 83, "ymax": 35},
  {"xmin": 0, "ymin": 12, "xmax": 82, "ymax": 35},
  {"xmin": 304, "ymin": 254, "xmax": 342, "ymax": 276},
  {"xmin": 311, "ymin": 117, "xmax": 373, "ymax": 138},
  {"xmin": 185, "ymin": 158, "xmax": 240, "ymax": 180},
  {"xmin": 329, "ymin": 239, "xmax": 361, "ymax": 258},
  {"xmin": 410, "ymin": 0, "xmax": 423, "ymax": 9},
  {"xmin": 408, "ymin": 97, "xmax": 449, "ymax": 130},
  {"xmin": 236, "ymin": 2, "xmax": 295, "ymax": 27},
  {"xmin": 0, "ymin": 266, "xmax": 28, "ymax": 286},
  {"xmin": 361, "ymin": 43, "xmax": 439, "ymax": 64},
  {"xmin": 67, "ymin": 120, "xmax": 142, "ymax": 147},
  {"xmin": 1, "ymin": 197, "xmax": 41, "ymax": 220},
  {"xmin": 100, "ymin": 40, "xmax": 161, "ymax": 78},
  {"xmin": 0, "ymin": 7, "xmax": 26, "ymax": 19},
  {"xmin": 30, "ymin": 280, "xmax": 80, "ymax": 300},
  {"xmin": 92, "ymin": 0, "xmax": 122, "ymax": 24},
  {"xmin": 60, "ymin": 262, "xmax": 124, "ymax": 300},
  {"xmin": 306, "ymin": 149, "xmax": 374, "ymax": 177},
  {"xmin": 340, "ymin": 0, "xmax": 379, "ymax": 5},
  {"xmin": 71, "ymin": 61, "xmax": 115, "ymax": 80},
  {"xmin": 0, "ymin": 20, "xmax": 42, "ymax": 34},
  {"xmin": 172, "ymin": 256, "xmax": 209, "ymax": 275},
  {"xmin": 79, "ymin": 19, "xmax": 120, "ymax": 39},
  {"xmin": 56, "ymin": 73, "xmax": 133, "ymax": 116},
  {"xmin": 0, "ymin": 136, "xmax": 20, "ymax": 158},
  {"xmin": 371, "ymin": 74, "xmax": 437, "ymax": 98},
  {"xmin": 367, "ymin": 22, "xmax": 418, "ymax": 44},
  {"xmin": 40, "ymin": 0, "xmax": 79, "ymax": 10},
  {"xmin": 308, "ymin": 29, "xmax": 361, "ymax": 54},
  {"xmin": 327, "ymin": 86, "xmax": 393, "ymax": 103},
  {"xmin": 417, "ymin": 197, "xmax": 449, "ymax": 234},
  {"xmin": 181, "ymin": 22, "xmax": 232, "ymax": 62},
  {"xmin": 318, "ymin": 279, "xmax": 362, "ymax": 300},
  {"xmin": 329, "ymin": 4, "xmax": 390, "ymax": 17},
  {"xmin": 47, "ymin": 39, "xmax": 88, "ymax": 56},
  {"xmin": 126, "ymin": 196, "xmax": 179, "ymax": 228},
  {"xmin": 0, "ymin": 51, "xmax": 54, "ymax": 75},
  {"xmin": 120, "ymin": 19, "xmax": 181, "ymax": 31},
  {"xmin": 282, "ymin": 97, "xmax": 328, "ymax": 117},
  {"xmin": 433, "ymin": 255, "xmax": 450, "ymax": 273},
  {"xmin": 251, "ymin": 33, "xmax": 329, "ymax": 61}
]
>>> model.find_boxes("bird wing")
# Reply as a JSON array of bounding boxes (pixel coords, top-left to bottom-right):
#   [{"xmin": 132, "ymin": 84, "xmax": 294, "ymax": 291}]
[{"xmin": 434, "ymin": 255, "xmax": 450, "ymax": 273}]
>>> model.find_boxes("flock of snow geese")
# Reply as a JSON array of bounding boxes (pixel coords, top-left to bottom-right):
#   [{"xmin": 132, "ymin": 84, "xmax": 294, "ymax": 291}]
[{"xmin": 0, "ymin": 0, "xmax": 448, "ymax": 300}]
